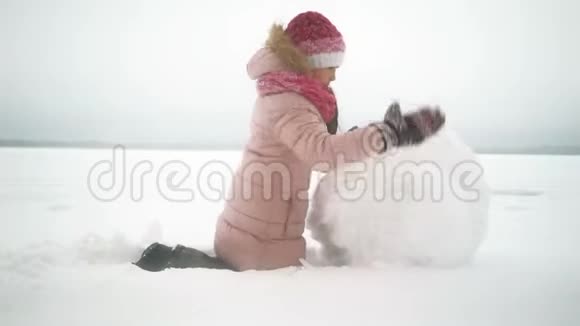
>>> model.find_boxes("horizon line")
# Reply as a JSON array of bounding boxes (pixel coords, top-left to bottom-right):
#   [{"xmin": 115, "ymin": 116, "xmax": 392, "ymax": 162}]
[{"xmin": 1, "ymin": 140, "xmax": 580, "ymax": 155}]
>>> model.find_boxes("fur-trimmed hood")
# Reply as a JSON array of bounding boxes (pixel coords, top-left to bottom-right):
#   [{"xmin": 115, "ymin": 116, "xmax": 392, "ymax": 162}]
[{"xmin": 246, "ymin": 24, "xmax": 311, "ymax": 80}]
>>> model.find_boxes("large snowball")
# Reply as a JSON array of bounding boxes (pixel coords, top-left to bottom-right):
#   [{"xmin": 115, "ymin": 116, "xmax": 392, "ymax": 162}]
[{"xmin": 306, "ymin": 128, "xmax": 491, "ymax": 267}]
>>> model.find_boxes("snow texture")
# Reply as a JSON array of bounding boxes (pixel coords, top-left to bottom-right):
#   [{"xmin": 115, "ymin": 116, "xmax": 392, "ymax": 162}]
[{"xmin": 0, "ymin": 147, "xmax": 579, "ymax": 326}]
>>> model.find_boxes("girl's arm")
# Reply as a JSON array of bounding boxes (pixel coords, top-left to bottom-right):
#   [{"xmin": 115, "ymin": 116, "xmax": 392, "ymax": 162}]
[
  {"xmin": 273, "ymin": 105, "xmax": 388, "ymax": 172},
  {"xmin": 273, "ymin": 101, "xmax": 445, "ymax": 172}
]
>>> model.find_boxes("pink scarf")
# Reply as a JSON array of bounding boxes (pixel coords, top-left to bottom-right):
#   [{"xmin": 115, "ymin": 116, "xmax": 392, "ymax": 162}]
[{"xmin": 256, "ymin": 71, "xmax": 337, "ymax": 123}]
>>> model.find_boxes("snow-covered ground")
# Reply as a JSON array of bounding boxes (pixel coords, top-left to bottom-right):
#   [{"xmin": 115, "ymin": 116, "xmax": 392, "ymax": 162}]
[{"xmin": 1, "ymin": 147, "xmax": 579, "ymax": 326}]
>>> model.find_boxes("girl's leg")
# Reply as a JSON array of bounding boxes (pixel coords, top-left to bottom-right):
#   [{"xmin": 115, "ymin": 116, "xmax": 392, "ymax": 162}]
[
  {"xmin": 170, "ymin": 244, "xmax": 234, "ymax": 270},
  {"xmin": 133, "ymin": 242, "xmax": 235, "ymax": 272}
]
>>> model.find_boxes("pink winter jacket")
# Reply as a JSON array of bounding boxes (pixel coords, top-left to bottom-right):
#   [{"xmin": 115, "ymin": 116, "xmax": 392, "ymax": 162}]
[{"xmin": 212, "ymin": 48, "xmax": 385, "ymax": 271}]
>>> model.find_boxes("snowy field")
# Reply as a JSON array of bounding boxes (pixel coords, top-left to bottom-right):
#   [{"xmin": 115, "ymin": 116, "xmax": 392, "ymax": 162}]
[{"xmin": 0, "ymin": 147, "xmax": 579, "ymax": 325}]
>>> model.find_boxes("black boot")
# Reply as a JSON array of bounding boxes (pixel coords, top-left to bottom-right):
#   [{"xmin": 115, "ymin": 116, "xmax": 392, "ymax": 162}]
[
  {"xmin": 132, "ymin": 242, "xmax": 173, "ymax": 272},
  {"xmin": 133, "ymin": 243, "xmax": 234, "ymax": 272}
]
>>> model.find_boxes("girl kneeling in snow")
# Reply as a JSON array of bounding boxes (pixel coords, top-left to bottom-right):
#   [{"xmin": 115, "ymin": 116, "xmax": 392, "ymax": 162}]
[{"xmin": 134, "ymin": 11, "xmax": 445, "ymax": 272}]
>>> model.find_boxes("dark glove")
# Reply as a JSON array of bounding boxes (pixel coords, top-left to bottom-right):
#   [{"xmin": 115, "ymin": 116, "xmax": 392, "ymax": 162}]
[{"xmin": 372, "ymin": 101, "xmax": 446, "ymax": 152}]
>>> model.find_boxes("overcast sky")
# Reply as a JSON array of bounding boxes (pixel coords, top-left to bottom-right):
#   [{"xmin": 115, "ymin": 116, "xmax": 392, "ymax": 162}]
[{"xmin": 1, "ymin": 0, "xmax": 579, "ymax": 151}]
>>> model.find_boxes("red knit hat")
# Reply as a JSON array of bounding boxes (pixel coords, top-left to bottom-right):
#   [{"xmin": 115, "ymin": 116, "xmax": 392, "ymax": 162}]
[{"xmin": 284, "ymin": 11, "xmax": 346, "ymax": 69}]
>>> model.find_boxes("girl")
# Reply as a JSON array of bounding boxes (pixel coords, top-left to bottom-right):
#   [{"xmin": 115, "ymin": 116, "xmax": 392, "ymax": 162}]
[{"xmin": 134, "ymin": 11, "xmax": 445, "ymax": 272}]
